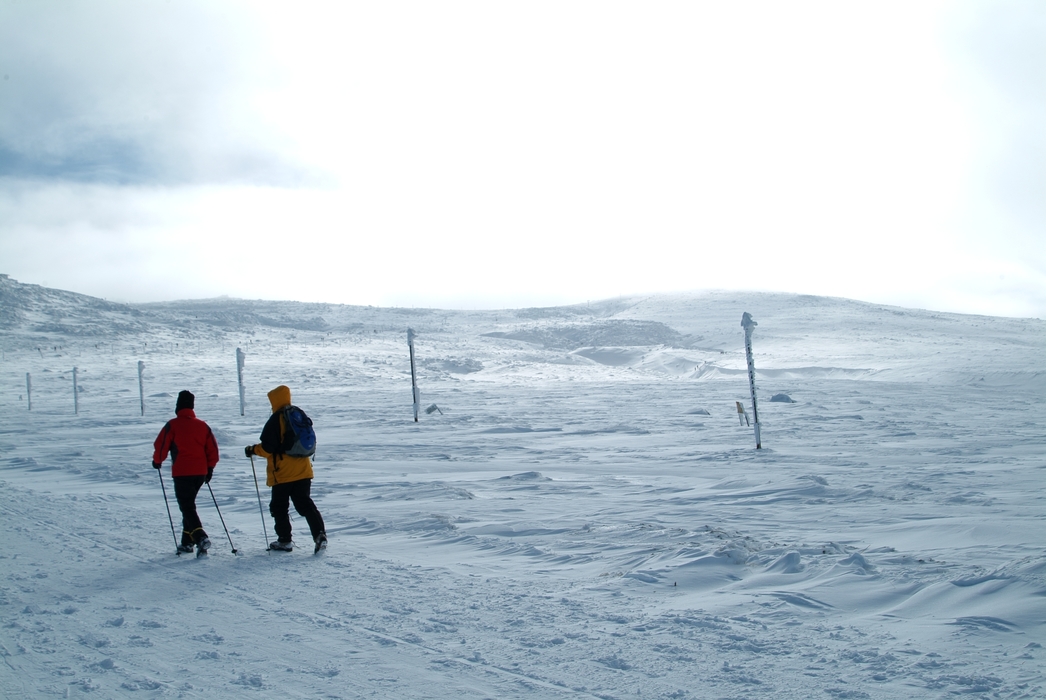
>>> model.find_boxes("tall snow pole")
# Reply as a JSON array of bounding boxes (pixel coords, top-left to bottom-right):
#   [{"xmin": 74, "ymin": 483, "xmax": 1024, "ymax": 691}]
[
  {"xmin": 138, "ymin": 360, "xmax": 146, "ymax": 416},
  {"xmin": 741, "ymin": 312, "xmax": 761, "ymax": 449},
  {"xmin": 236, "ymin": 347, "xmax": 246, "ymax": 417},
  {"xmin": 26, "ymin": 372, "xmax": 31, "ymax": 411},
  {"xmin": 73, "ymin": 367, "xmax": 79, "ymax": 415},
  {"xmin": 407, "ymin": 328, "xmax": 419, "ymax": 422}
]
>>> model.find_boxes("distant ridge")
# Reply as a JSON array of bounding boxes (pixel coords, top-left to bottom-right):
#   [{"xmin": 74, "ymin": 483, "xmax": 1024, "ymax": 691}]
[
  {"xmin": 1, "ymin": 275, "xmax": 1043, "ymax": 390},
  {"xmin": 0, "ymin": 273, "xmax": 148, "ymax": 335}
]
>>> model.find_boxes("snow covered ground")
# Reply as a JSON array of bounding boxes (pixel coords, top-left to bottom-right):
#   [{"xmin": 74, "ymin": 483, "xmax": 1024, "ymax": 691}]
[{"xmin": 1, "ymin": 278, "xmax": 1044, "ymax": 699}]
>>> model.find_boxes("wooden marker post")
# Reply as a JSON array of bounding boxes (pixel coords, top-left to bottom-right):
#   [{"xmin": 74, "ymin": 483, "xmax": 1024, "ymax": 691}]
[
  {"xmin": 407, "ymin": 328, "xmax": 419, "ymax": 422},
  {"xmin": 236, "ymin": 348, "xmax": 246, "ymax": 417},
  {"xmin": 138, "ymin": 360, "xmax": 146, "ymax": 416},
  {"xmin": 741, "ymin": 312, "xmax": 761, "ymax": 449}
]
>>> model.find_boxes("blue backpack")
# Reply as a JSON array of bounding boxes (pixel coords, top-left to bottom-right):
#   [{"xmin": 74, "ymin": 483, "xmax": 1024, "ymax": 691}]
[{"xmin": 280, "ymin": 405, "xmax": 316, "ymax": 457}]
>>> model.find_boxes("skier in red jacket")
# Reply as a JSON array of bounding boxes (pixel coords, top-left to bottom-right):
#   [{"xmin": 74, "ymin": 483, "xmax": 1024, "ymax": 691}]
[{"xmin": 152, "ymin": 391, "xmax": 220, "ymax": 554}]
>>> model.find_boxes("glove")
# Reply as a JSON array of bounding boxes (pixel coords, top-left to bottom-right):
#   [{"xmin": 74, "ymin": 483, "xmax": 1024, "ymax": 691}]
[
  {"xmin": 244, "ymin": 445, "xmax": 254, "ymax": 458},
  {"xmin": 152, "ymin": 462, "xmax": 162, "ymax": 470},
  {"xmin": 205, "ymin": 467, "xmax": 213, "ymax": 483}
]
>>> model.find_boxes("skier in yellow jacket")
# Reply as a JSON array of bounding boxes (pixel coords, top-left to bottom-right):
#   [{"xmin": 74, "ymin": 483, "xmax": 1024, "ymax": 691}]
[{"xmin": 245, "ymin": 385, "xmax": 327, "ymax": 553}]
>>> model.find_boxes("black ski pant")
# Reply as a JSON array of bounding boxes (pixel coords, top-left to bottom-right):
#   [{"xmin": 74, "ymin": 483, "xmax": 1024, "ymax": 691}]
[
  {"xmin": 173, "ymin": 475, "xmax": 208, "ymax": 546},
  {"xmin": 270, "ymin": 478, "xmax": 324, "ymax": 543}
]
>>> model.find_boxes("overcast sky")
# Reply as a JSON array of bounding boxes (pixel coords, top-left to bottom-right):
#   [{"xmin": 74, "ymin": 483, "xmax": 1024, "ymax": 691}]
[{"xmin": 1, "ymin": 1, "xmax": 1043, "ymax": 317}]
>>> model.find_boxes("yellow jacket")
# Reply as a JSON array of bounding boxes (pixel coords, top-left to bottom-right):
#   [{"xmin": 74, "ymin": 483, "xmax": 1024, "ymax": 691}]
[{"xmin": 251, "ymin": 385, "xmax": 314, "ymax": 487}]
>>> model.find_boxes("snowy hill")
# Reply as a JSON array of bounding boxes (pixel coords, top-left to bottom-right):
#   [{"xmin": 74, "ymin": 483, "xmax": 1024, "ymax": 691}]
[
  {"xmin": 1, "ymin": 276, "xmax": 1044, "ymax": 699},
  {"xmin": 3, "ymin": 274, "xmax": 1042, "ymax": 385}
]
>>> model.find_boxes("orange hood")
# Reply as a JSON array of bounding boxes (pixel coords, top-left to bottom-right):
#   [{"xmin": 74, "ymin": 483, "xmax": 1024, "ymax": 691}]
[{"xmin": 267, "ymin": 385, "xmax": 292, "ymax": 412}]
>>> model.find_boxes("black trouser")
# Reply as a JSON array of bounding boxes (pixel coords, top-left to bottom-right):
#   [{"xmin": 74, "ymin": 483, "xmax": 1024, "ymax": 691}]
[
  {"xmin": 270, "ymin": 478, "xmax": 324, "ymax": 543},
  {"xmin": 173, "ymin": 475, "xmax": 208, "ymax": 546}
]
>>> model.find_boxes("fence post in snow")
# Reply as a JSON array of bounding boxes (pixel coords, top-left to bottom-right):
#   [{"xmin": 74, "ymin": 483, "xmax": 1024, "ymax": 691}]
[
  {"xmin": 741, "ymin": 312, "xmax": 761, "ymax": 449},
  {"xmin": 73, "ymin": 367, "xmax": 79, "ymax": 415},
  {"xmin": 236, "ymin": 348, "xmax": 246, "ymax": 417},
  {"xmin": 26, "ymin": 372, "xmax": 31, "ymax": 411},
  {"xmin": 138, "ymin": 360, "xmax": 146, "ymax": 416},
  {"xmin": 407, "ymin": 328, "xmax": 419, "ymax": 422}
]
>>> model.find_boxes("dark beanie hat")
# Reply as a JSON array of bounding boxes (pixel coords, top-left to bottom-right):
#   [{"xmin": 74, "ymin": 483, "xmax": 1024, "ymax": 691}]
[{"xmin": 176, "ymin": 390, "xmax": 195, "ymax": 411}]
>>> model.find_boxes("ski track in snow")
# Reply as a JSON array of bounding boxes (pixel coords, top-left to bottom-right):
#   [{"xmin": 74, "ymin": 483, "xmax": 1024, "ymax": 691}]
[{"xmin": 0, "ymin": 287, "xmax": 1044, "ymax": 698}]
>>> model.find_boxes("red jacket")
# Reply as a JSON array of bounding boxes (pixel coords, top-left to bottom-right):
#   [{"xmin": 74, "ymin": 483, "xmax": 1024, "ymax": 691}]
[{"xmin": 152, "ymin": 408, "xmax": 219, "ymax": 477}]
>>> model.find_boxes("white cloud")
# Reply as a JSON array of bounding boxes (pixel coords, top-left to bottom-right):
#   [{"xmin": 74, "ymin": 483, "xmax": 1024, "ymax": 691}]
[{"xmin": 0, "ymin": 1, "xmax": 1043, "ymax": 317}]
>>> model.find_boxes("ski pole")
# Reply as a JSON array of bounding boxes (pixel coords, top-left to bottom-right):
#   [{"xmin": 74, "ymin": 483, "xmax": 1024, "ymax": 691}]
[
  {"xmin": 157, "ymin": 469, "xmax": 180, "ymax": 553},
  {"xmin": 249, "ymin": 454, "xmax": 270, "ymax": 553},
  {"xmin": 206, "ymin": 482, "xmax": 238, "ymax": 554}
]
